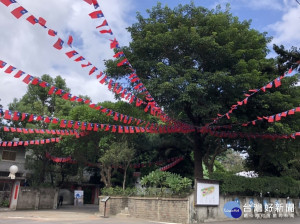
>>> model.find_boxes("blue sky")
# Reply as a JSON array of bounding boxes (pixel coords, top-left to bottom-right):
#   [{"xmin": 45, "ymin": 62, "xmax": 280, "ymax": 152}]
[{"xmin": 0, "ymin": 0, "xmax": 299, "ymax": 108}]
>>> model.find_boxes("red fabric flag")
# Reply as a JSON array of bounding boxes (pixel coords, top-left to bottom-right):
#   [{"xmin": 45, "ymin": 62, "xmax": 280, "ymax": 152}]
[
  {"xmin": 266, "ymin": 82, "xmax": 273, "ymax": 89},
  {"xmin": 62, "ymin": 93, "xmax": 71, "ymax": 100},
  {"xmin": 89, "ymin": 66, "xmax": 97, "ymax": 75},
  {"xmin": 111, "ymin": 125, "xmax": 117, "ymax": 133},
  {"xmin": 38, "ymin": 17, "xmax": 47, "ymax": 27},
  {"xmin": 83, "ymin": 0, "xmax": 93, "ymax": 4},
  {"xmin": 275, "ymin": 114, "xmax": 282, "ymax": 121},
  {"xmin": 66, "ymin": 120, "xmax": 74, "ymax": 128},
  {"xmin": 13, "ymin": 111, "xmax": 20, "ymax": 121},
  {"xmin": 99, "ymin": 29, "xmax": 112, "ymax": 35},
  {"xmin": 48, "ymin": 29, "xmax": 57, "ymax": 36},
  {"xmin": 35, "ymin": 140, "xmax": 40, "ymax": 145},
  {"xmin": 288, "ymin": 109, "xmax": 295, "ymax": 115},
  {"xmin": 3, "ymin": 126, "xmax": 9, "ymax": 132},
  {"xmin": 74, "ymin": 56, "xmax": 85, "ymax": 62},
  {"xmin": 60, "ymin": 120, "xmax": 67, "ymax": 128},
  {"xmin": 14, "ymin": 70, "xmax": 25, "ymax": 78},
  {"xmin": 11, "ymin": 6, "xmax": 28, "ymax": 19},
  {"xmin": 26, "ymin": 15, "xmax": 38, "ymax": 25},
  {"xmin": 89, "ymin": 10, "xmax": 104, "ymax": 19},
  {"xmin": 4, "ymin": 65, "xmax": 16, "ymax": 74},
  {"xmin": 4, "ymin": 110, "xmax": 12, "ymax": 120},
  {"xmin": 39, "ymin": 81, "xmax": 49, "ymax": 88},
  {"xmin": 93, "ymin": 124, "xmax": 99, "ymax": 131},
  {"xmin": 117, "ymin": 58, "xmax": 129, "ymax": 67},
  {"xmin": 81, "ymin": 122, "xmax": 87, "ymax": 130},
  {"xmin": 1, "ymin": 0, "xmax": 16, "ymax": 7},
  {"xmin": 268, "ymin": 115, "xmax": 275, "ymax": 122},
  {"xmin": 44, "ymin": 117, "xmax": 52, "ymax": 123},
  {"xmin": 66, "ymin": 50, "xmax": 78, "ymax": 58},
  {"xmin": 110, "ymin": 38, "xmax": 119, "ymax": 49},
  {"xmin": 22, "ymin": 74, "xmax": 33, "ymax": 84},
  {"xmin": 53, "ymin": 38, "xmax": 64, "ymax": 50},
  {"xmin": 295, "ymin": 107, "xmax": 300, "ymax": 112},
  {"xmin": 48, "ymin": 86, "xmax": 57, "ymax": 95},
  {"xmin": 274, "ymin": 77, "xmax": 281, "ymax": 88},
  {"xmin": 31, "ymin": 78, "xmax": 40, "ymax": 85},
  {"xmin": 118, "ymin": 125, "xmax": 123, "ymax": 133},
  {"xmin": 0, "ymin": 60, "xmax": 7, "ymax": 68},
  {"xmin": 55, "ymin": 89, "xmax": 63, "ymax": 95},
  {"xmin": 74, "ymin": 121, "xmax": 81, "ymax": 129},
  {"xmin": 96, "ymin": 71, "xmax": 103, "ymax": 79},
  {"xmin": 67, "ymin": 35, "xmax": 73, "ymax": 47},
  {"xmin": 81, "ymin": 62, "xmax": 92, "ymax": 68},
  {"xmin": 96, "ymin": 20, "xmax": 108, "ymax": 28},
  {"xmin": 99, "ymin": 75, "xmax": 108, "ymax": 84},
  {"xmin": 52, "ymin": 118, "xmax": 59, "ymax": 124}
]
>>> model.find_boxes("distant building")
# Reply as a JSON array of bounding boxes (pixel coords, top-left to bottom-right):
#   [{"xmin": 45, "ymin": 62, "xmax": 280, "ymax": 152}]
[{"xmin": 0, "ymin": 138, "xmax": 29, "ymax": 208}]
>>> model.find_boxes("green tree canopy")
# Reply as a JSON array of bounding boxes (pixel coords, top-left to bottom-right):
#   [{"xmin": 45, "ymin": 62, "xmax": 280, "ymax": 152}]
[{"xmin": 105, "ymin": 3, "xmax": 300, "ymax": 178}]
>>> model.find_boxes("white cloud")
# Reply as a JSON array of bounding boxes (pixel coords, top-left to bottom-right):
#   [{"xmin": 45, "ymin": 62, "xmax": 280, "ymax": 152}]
[
  {"xmin": 0, "ymin": 0, "xmax": 135, "ymax": 108},
  {"xmin": 268, "ymin": 6, "xmax": 300, "ymax": 48},
  {"xmin": 210, "ymin": 0, "xmax": 284, "ymax": 11}
]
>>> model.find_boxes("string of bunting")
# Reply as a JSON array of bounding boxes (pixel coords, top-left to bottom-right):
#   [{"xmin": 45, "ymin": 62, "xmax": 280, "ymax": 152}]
[
  {"xmin": 0, "ymin": 0, "xmax": 177, "ymax": 125},
  {"xmin": 160, "ymin": 156, "xmax": 184, "ymax": 171},
  {"xmin": 46, "ymin": 151, "xmax": 184, "ymax": 170},
  {"xmin": 199, "ymin": 127, "xmax": 300, "ymax": 140},
  {"xmin": 1, "ymin": 125, "xmax": 80, "ymax": 137},
  {"xmin": 0, "ymin": 59, "xmax": 154, "ymax": 127},
  {"xmin": 208, "ymin": 65, "xmax": 300, "ymax": 126},
  {"xmin": 209, "ymin": 106, "xmax": 300, "ymax": 129},
  {"xmin": 82, "ymin": 0, "xmax": 159, "ymax": 108},
  {"xmin": 0, "ymin": 108, "xmax": 196, "ymax": 134},
  {"xmin": 0, "ymin": 137, "xmax": 60, "ymax": 147}
]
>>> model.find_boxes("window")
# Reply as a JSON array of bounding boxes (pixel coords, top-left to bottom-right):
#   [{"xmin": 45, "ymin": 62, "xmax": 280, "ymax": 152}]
[
  {"xmin": 0, "ymin": 182, "xmax": 12, "ymax": 191},
  {"xmin": 2, "ymin": 150, "xmax": 16, "ymax": 161}
]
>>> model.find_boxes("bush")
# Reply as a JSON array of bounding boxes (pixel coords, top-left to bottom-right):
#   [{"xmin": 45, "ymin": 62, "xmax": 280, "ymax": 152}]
[
  {"xmin": 101, "ymin": 186, "xmax": 137, "ymax": 196},
  {"xmin": 141, "ymin": 170, "xmax": 192, "ymax": 196},
  {"xmin": 210, "ymin": 172, "xmax": 300, "ymax": 198},
  {"xmin": 0, "ymin": 199, "xmax": 9, "ymax": 208}
]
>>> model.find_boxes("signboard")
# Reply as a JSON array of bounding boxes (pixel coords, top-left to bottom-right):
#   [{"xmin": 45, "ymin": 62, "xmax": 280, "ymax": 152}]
[
  {"xmin": 195, "ymin": 179, "xmax": 219, "ymax": 206},
  {"xmin": 101, "ymin": 196, "xmax": 110, "ymax": 202},
  {"xmin": 74, "ymin": 190, "xmax": 84, "ymax": 206}
]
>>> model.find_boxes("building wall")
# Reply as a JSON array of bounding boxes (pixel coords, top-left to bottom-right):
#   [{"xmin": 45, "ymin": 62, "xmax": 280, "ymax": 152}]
[{"xmin": 0, "ymin": 147, "xmax": 26, "ymax": 175}]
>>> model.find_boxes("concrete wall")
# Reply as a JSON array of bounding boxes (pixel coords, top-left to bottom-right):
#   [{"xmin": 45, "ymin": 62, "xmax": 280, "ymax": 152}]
[
  {"xmin": 100, "ymin": 195, "xmax": 298, "ymax": 224},
  {"xmin": 16, "ymin": 187, "xmax": 58, "ymax": 210},
  {"xmin": 99, "ymin": 196, "xmax": 189, "ymax": 223}
]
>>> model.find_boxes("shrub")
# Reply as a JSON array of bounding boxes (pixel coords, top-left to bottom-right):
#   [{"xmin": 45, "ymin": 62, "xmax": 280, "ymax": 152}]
[
  {"xmin": 210, "ymin": 172, "xmax": 300, "ymax": 198},
  {"xmin": 141, "ymin": 170, "xmax": 192, "ymax": 196}
]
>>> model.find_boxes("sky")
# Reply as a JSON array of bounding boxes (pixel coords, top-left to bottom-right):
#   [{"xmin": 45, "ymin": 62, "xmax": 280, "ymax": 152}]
[{"xmin": 0, "ymin": 0, "xmax": 299, "ymax": 109}]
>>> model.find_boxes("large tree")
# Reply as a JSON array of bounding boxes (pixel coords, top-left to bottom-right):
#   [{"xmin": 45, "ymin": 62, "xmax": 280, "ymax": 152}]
[{"xmin": 105, "ymin": 3, "xmax": 299, "ymax": 179}]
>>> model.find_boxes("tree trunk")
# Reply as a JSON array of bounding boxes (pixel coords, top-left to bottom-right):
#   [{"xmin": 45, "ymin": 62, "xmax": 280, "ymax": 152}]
[
  {"xmin": 193, "ymin": 134, "xmax": 204, "ymax": 179},
  {"xmin": 122, "ymin": 166, "xmax": 127, "ymax": 191}
]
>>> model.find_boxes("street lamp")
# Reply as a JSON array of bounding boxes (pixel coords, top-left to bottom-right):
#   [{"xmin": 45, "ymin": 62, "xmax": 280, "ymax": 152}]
[{"xmin": 8, "ymin": 165, "xmax": 18, "ymax": 179}]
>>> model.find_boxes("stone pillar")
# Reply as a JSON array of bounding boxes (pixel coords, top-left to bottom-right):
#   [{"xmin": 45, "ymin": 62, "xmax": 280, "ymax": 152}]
[{"xmin": 9, "ymin": 180, "xmax": 20, "ymax": 210}]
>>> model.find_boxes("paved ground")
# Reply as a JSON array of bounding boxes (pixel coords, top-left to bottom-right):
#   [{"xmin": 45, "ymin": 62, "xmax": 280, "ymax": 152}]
[{"xmin": 0, "ymin": 205, "xmax": 299, "ymax": 224}]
